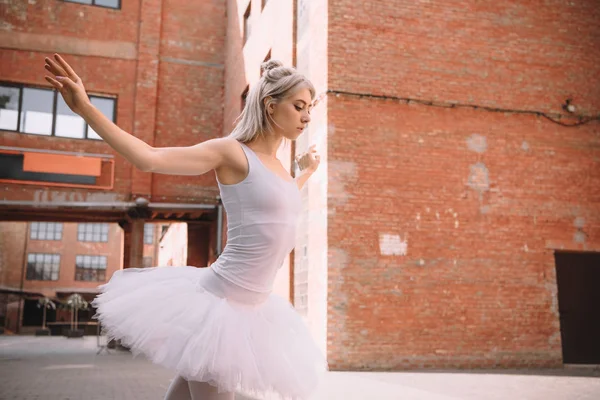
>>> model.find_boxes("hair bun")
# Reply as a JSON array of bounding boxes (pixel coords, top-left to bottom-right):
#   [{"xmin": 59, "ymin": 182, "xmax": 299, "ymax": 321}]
[{"xmin": 261, "ymin": 60, "xmax": 284, "ymax": 75}]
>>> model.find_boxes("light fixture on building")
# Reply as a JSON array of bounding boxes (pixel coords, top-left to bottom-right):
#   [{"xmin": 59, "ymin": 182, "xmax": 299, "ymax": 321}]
[{"xmin": 562, "ymin": 98, "xmax": 576, "ymax": 113}]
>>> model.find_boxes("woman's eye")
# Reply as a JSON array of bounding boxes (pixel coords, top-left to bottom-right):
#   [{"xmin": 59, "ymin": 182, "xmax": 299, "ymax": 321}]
[{"xmin": 295, "ymin": 106, "xmax": 302, "ymax": 111}]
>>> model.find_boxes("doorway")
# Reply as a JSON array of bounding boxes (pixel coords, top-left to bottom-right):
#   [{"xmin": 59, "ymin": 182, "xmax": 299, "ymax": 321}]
[{"xmin": 555, "ymin": 251, "xmax": 600, "ymax": 364}]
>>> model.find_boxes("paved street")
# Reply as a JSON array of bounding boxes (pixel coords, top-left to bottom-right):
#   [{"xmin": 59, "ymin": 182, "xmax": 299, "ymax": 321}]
[{"xmin": 0, "ymin": 335, "xmax": 599, "ymax": 400}]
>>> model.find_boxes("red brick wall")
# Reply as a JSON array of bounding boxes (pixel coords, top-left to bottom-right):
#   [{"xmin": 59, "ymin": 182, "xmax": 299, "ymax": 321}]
[
  {"xmin": 1, "ymin": 0, "xmax": 226, "ymax": 204},
  {"xmin": 0, "ymin": 222, "xmax": 123, "ymax": 297},
  {"xmin": 25, "ymin": 222, "xmax": 122, "ymax": 297},
  {"xmin": 0, "ymin": 222, "xmax": 28, "ymax": 289},
  {"xmin": 328, "ymin": 0, "xmax": 600, "ymax": 114},
  {"xmin": 326, "ymin": 0, "xmax": 600, "ymax": 369}
]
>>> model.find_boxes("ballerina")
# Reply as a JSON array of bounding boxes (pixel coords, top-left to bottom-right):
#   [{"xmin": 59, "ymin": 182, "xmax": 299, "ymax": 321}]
[{"xmin": 44, "ymin": 54, "xmax": 326, "ymax": 400}]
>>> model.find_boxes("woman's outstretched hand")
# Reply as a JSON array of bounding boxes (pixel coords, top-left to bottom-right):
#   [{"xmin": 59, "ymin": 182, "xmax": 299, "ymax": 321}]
[
  {"xmin": 44, "ymin": 54, "xmax": 90, "ymax": 116},
  {"xmin": 296, "ymin": 145, "xmax": 320, "ymax": 174}
]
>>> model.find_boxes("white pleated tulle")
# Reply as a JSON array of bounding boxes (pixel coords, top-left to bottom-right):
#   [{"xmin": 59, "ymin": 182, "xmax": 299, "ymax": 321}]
[{"xmin": 92, "ymin": 266, "xmax": 327, "ymax": 400}]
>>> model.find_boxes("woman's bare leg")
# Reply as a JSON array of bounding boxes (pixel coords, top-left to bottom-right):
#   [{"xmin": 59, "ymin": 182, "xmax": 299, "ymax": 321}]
[
  {"xmin": 164, "ymin": 375, "xmax": 192, "ymax": 400},
  {"xmin": 188, "ymin": 381, "xmax": 235, "ymax": 400}
]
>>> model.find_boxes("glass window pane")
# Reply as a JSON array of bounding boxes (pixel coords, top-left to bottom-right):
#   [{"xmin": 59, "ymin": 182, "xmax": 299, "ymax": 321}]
[
  {"xmin": 20, "ymin": 88, "xmax": 54, "ymax": 135},
  {"xmin": 38, "ymin": 230, "xmax": 47, "ymax": 240},
  {"xmin": 55, "ymin": 96, "xmax": 85, "ymax": 138},
  {"xmin": 87, "ymin": 97, "xmax": 114, "ymax": 140},
  {"xmin": 0, "ymin": 86, "xmax": 20, "ymax": 131},
  {"xmin": 95, "ymin": 0, "xmax": 120, "ymax": 8}
]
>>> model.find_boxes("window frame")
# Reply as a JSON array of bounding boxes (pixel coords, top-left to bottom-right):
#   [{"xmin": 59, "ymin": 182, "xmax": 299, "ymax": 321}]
[
  {"xmin": 75, "ymin": 254, "xmax": 108, "ymax": 282},
  {"xmin": 143, "ymin": 224, "xmax": 154, "ymax": 245},
  {"xmin": 30, "ymin": 222, "xmax": 63, "ymax": 241},
  {"xmin": 0, "ymin": 81, "xmax": 117, "ymax": 141},
  {"xmin": 62, "ymin": 0, "xmax": 122, "ymax": 10},
  {"xmin": 26, "ymin": 253, "xmax": 61, "ymax": 281},
  {"xmin": 77, "ymin": 223, "xmax": 110, "ymax": 243}
]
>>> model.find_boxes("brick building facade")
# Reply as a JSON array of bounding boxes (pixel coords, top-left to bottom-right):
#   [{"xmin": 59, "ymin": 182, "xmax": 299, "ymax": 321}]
[{"xmin": 1, "ymin": 0, "xmax": 599, "ymax": 368}]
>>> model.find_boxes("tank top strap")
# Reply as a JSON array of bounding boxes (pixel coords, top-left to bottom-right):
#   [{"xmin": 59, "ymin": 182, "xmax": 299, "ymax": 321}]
[{"xmin": 238, "ymin": 142, "xmax": 262, "ymax": 176}]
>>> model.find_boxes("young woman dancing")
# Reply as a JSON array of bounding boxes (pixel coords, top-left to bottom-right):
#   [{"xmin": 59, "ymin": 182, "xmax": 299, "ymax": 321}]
[{"xmin": 44, "ymin": 54, "xmax": 326, "ymax": 400}]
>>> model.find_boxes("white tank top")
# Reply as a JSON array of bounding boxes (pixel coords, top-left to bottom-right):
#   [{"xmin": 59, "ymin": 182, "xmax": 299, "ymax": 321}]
[{"xmin": 211, "ymin": 142, "xmax": 301, "ymax": 293}]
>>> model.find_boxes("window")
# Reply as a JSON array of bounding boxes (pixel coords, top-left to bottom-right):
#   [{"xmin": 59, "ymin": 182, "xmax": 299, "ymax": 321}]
[
  {"xmin": 75, "ymin": 255, "xmax": 107, "ymax": 282},
  {"xmin": 144, "ymin": 224, "xmax": 154, "ymax": 245},
  {"xmin": 63, "ymin": 0, "xmax": 120, "ymax": 9},
  {"xmin": 0, "ymin": 82, "xmax": 116, "ymax": 140},
  {"xmin": 30, "ymin": 222, "xmax": 63, "ymax": 241},
  {"xmin": 143, "ymin": 256, "xmax": 153, "ymax": 268},
  {"xmin": 78, "ymin": 223, "xmax": 109, "ymax": 242},
  {"xmin": 26, "ymin": 253, "xmax": 60, "ymax": 281},
  {"xmin": 241, "ymin": 85, "xmax": 249, "ymax": 111},
  {"xmin": 243, "ymin": 2, "xmax": 251, "ymax": 44}
]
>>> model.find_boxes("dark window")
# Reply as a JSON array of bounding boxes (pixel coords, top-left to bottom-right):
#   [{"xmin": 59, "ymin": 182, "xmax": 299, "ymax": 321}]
[
  {"xmin": 144, "ymin": 224, "xmax": 154, "ymax": 245},
  {"xmin": 0, "ymin": 86, "xmax": 19, "ymax": 131},
  {"xmin": 75, "ymin": 255, "xmax": 107, "ymax": 282},
  {"xmin": 77, "ymin": 223, "xmax": 109, "ymax": 242},
  {"xmin": 30, "ymin": 222, "xmax": 63, "ymax": 241},
  {"xmin": 243, "ymin": 3, "xmax": 251, "ymax": 44},
  {"xmin": 63, "ymin": 0, "xmax": 120, "ymax": 10},
  {"xmin": 0, "ymin": 82, "xmax": 116, "ymax": 141},
  {"xmin": 26, "ymin": 253, "xmax": 60, "ymax": 281}
]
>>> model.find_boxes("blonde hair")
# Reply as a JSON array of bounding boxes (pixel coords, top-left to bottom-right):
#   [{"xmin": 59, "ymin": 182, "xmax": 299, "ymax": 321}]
[{"xmin": 229, "ymin": 60, "xmax": 316, "ymax": 143}]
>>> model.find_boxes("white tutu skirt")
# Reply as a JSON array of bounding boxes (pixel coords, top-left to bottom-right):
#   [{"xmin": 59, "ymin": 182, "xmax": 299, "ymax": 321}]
[{"xmin": 92, "ymin": 266, "xmax": 327, "ymax": 399}]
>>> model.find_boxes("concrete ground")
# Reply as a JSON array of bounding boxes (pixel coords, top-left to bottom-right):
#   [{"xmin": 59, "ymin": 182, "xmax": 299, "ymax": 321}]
[{"xmin": 0, "ymin": 335, "xmax": 599, "ymax": 400}]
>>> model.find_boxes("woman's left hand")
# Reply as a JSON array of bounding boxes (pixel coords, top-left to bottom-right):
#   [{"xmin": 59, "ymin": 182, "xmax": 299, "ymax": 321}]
[{"xmin": 296, "ymin": 145, "xmax": 320, "ymax": 173}]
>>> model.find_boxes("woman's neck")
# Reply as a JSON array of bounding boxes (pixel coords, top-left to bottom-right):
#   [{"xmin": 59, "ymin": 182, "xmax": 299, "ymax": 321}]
[{"xmin": 248, "ymin": 134, "xmax": 284, "ymax": 158}]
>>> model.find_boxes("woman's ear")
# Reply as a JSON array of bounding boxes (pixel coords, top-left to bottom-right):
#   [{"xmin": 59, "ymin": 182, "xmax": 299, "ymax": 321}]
[{"xmin": 264, "ymin": 97, "xmax": 275, "ymax": 115}]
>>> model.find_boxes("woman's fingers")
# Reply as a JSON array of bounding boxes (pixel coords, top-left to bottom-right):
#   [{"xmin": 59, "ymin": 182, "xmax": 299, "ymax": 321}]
[
  {"xmin": 45, "ymin": 57, "xmax": 67, "ymax": 77},
  {"xmin": 45, "ymin": 76, "xmax": 63, "ymax": 90},
  {"xmin": 56, "ymin": 76, "xmax": 77, "ymax": 90},
  {"xmin": 54, "ymin": 54, "xmax": 79, "ymax": 80}
]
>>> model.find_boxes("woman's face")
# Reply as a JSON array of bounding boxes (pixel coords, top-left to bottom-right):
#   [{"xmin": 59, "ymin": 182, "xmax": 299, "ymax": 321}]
[{"xmin": 268, "ymin": 86, "xmax": 312, "ymax": 140}]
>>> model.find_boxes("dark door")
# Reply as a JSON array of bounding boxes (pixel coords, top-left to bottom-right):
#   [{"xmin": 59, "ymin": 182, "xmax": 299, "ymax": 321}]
[{"xmin": 555, "ymin": 251, "xmax": 600, "ymax": 364}]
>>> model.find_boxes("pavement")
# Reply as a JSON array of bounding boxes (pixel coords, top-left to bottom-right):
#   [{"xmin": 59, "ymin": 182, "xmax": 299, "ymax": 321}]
[{"xmin": 0, "ymin": 335, "xmax": 599, "ymax": 400}]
